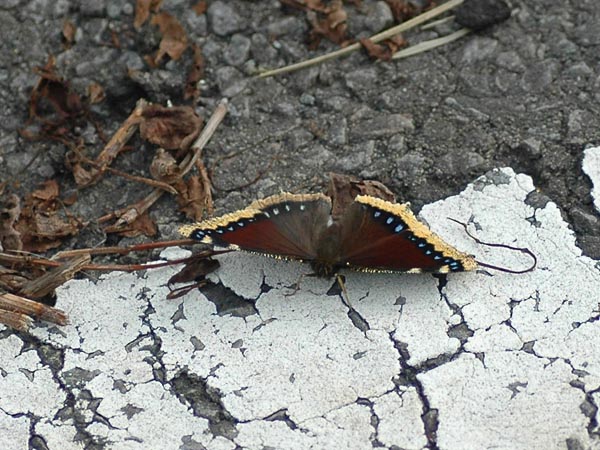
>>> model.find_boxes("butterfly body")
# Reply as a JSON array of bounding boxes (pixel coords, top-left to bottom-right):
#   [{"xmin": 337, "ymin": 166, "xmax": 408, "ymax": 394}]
[{"xmin": 180, "ymin": 193, "xmax": 477, "ymax": 277}]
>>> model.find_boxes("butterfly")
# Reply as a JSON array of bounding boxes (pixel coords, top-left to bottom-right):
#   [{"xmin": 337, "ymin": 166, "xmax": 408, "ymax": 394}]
[{"xmin": 179, "ymin": 192, "xmax": 477, "ymax": 277}]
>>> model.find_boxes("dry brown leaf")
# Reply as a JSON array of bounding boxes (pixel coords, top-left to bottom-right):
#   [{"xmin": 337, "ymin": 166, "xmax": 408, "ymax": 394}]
[
  {"xmin": 307, "ymin": 1, "xmax": 350, "ymax": 49},
  {"xmin": 0, "ymin": 192, "xmax": 23, "ymax": 252},
  {"xmin": 151, "ymin": 12, "xmax": 189, "ymax": 65},
  {"xmin": 184, "ymin": 43, "xmax": 204, "ymax": 101},
  {"xmin": 134, "ymin": 0, "xmax": 163, "ymax": 30},
  {"xmin": 150, "ymin": 148, "xmax": 181, "ymax": 182},
  {"xmin": 169, "ymin": 257, "xmax": 219, "ymax": 285},
  {"xmin": 19, "ymin": 213, "xmax": 81, "ymax": 252},
  {"xmin": 31, "ymin": 180, "xmax": 60, "ymax": 202},
  {"xmin": 65, "ymin": 150, "xmax": 96, "ymax": 186},
  {"xmin": 327, "ymin": 172, "xmax": 396, "ymax": 221},
  {"xmin": 87, "ymin": 82, "xmax": 105, "ymax": 104},
  {"xmin": 139, "ymin": 104, "xmax": 202, "ymax": 151},
  {"xmin": 16, "ymin": 181, "xmax": 84, "ymax": 252},
  {"xmin": 62, "ymin": 20, "xmax": 76, "ymax": 46},
  {"xmin": 192, "ymin": 0, "xmax": 207, "ymax": 15},
  {"xmin": 109, "ymin": 212, "xmax": 158, "ymax": 238},
  {"xmin": 360, "ymin": 35, "xmax": 407, "ymax": 60},
  {"xmin": 29, "ymin": 56, "xmax": 84, "ymax": 122},
  {"xmin": 384, "ymin": 0, "xmax": 431, "ymax": 23},
  {"xmin": 175, "ymin": 176, "xmax": 209, "ymax": 221}
]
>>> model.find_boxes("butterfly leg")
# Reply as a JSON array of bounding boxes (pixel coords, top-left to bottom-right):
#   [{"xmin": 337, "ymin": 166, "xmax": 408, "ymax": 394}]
[
  {"xmin": 335, "ymin": 274, "xmax": 353, "ymax": 309},
  {"xmin": 284, "ymin": 272, "xmax": 318, "ymax": 297}
]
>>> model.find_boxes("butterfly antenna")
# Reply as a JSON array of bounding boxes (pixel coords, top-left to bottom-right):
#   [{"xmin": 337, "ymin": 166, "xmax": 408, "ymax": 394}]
[
  {"xmin": 336, "ymin": 274, "xmax": 353, "ymax": 308},
  {"xmin": 448, "ymin": 218, "xmax": 537, "ymax": 274}
]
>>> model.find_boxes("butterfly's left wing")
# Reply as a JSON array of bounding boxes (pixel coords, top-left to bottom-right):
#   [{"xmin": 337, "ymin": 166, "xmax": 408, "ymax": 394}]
[
  {"xmin": 180, "ymin": 193, "xmax": 331, "ymax": 261},
  {"xmin": 337, "ymin": 195, "xmax": 477, "ymax": 273}
]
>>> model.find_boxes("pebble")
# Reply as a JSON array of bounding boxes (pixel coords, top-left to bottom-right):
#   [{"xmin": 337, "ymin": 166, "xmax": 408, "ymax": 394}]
[
  {"xmin": 216, "ymin": 66, "xmax": 248, "ymax": 97},
  {"xmin": 224, "ymin": 34, "xmax": 251, "ymax": 66},
  {"xmin": 207, "ymin": 1, "xmax": 244, "ymax": 36}
]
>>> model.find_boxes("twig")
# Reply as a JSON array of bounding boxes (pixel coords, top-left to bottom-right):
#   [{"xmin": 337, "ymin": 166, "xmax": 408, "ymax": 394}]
[
  {"xmin": 258, "ymin": 0, "xmax": 464, "ymax": 78},
  {"xmin": 18, "ymin": 255, "xmax": 91, "ymax": 299},
  {"xmin": 0, "ymin": 247, "xmax": 226, "ymax": 273},
  {"xmin": 420, "ymin": 15, "xmax": 455, "ymax": 30},
  {"xmin": 53, "ymin": 239, "xmax": 196, "ymax": 259},
  {"xmin": 179, "ymin": 99, "xmax": 229, "ymax": 175},
  {"xmin": 76, "ymin": 152, "xmax": 178, "ymax": 194},
  {"xmin": 0, "ymin": 293, "xmax": 68, "ymax": 329},
  {"xmin": 392, "ymin": 28, "xmax": 471, "ymax": 60},
  {"xmin": 83, "ymin": 98, "xmax": 148, "ymax": 186}
]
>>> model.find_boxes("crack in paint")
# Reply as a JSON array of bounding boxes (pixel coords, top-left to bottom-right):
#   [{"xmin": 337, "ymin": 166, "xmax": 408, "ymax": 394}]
[
  {"xmin": 355, "ymin": 397, "xmax": 384, "ymax": 448},
  {"xmin": 388, "ymin": 332, "xmax": 440, "ymax": 450}
]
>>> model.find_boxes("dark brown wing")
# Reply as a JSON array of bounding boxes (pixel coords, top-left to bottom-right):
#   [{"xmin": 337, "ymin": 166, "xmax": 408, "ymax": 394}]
[
  {"xmin": 337, "ymin": 195, "xmax": 477, "ymax": 273},
  {"xmin": 180, "ymin": 193, "xmax": 331, "ymax": 261}
]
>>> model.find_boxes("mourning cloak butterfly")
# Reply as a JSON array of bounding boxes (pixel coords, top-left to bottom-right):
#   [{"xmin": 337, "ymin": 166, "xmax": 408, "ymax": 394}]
[{"xmin": 180, "ymin": 193, "xmax": 477, "ymax": 277}]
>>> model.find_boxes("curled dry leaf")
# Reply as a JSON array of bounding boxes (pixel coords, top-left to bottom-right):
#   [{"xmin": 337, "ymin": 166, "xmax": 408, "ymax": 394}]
[
  {"xmin": 65, "ymin": 148, "xmax": 96, "ymax": 186},
  {"xmin": 16, "ymin": 180, "xmax": 84, "ymax": 252},
  {"xmin": 139, "ymin": 104, "xmax": 202, "ymax": 151},
  {"xmin": 150, "ymin": 148, "xmax": 181, "ymax": 182},
  {"xmin": 360, "ymin": 35, "xmax": 407, "ymax": 60},
  {"xmin": 134, "ymin": 0, "xmax": 163, "ymax": 30},
  {"xmin": 28, "ymin": 56, "xmax": 84, "ymax": 123},
  {"xmin": 105, "ymin": 212, "xmax": 158, "ymax": 237},
  {"xmin": 0, "ymin": 192, "xmax": 23, "ymax": 252},
  {"xmin": 31, "ymin": 179, "xmax": 60, "ymax": 202},
  {"xmin": 385, "ymin": 0, "xmax": 430, "ymax": 23},
  {"xmin": 175, "ymin": 175, "xmax": 211, "ymax": 221},
  {"xmin": 87, "ymin": 82, "xmax": 105, "ymax": 104},
  {"xmin": 307, "ymin": 0, "xmax": 350, "ymax": 49},
  {"xmin": 167, "ymin": 250, "xmax": 221, "ymax": 300},
  {"xmin": 151, "ymin": 11, "xmax": 189, "ymax": 65},
  {"xmin": 327, "ymin": 172, "xmax": 396, "ymax": 221},
  {"xmin": 62, "ymin": 20, "xmax": 76, "ymax": 47}
]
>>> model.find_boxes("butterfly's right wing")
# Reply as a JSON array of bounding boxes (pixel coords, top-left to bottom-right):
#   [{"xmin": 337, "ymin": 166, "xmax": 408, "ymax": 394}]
[{"xmin": 337, "ymin": 195, "xmax": 477, "ymax": 273}]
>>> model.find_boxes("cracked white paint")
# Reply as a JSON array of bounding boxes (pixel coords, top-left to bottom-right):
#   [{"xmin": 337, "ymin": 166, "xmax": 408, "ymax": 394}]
[
  {"xmin": 374, "ymin": 388, "xmax": 427, "ymax": 449},
  {"xmin": 583, "ymin": 145, "xmax": 600, "ymax": 213},
  {"xmin": 1, "ymin": 167, "xmax": 599, "ymax": 449}
]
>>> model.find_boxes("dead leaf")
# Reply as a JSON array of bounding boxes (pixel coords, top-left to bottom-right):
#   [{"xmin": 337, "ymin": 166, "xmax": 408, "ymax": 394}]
[
  {"xmin": 107, "ymin": 212, "xmax": 158, "ymax": 238},
  {"xmin": 167, "ymin": 251, "xmax": 220, "ymax": 299},
  {"xmin": 168, "ymin": 256, "xmax": 219, "ymax": 285},
  {"xmin": 0, "ymin": 192, "xmax": 23, "ymax": 252},
  {"xmin": 327, "ymin": 172, "xmax": 396, "ymax": 221},
  {"xmin": 151, "ymin": 12, "xmax": 189, "ymax": 65},
  {"xmin": 175, "ymin": 175, "xmax": 210, "ymax": 221},
  {"xmin": 139, "ymin": 104, "xmax": 202, "ymax": 150},
  {"xmin": 62, "ymin": 20, "xmax": 76, "ymax": 47},
  {"xmin": 384, "ymin": 0, "xmax": 430, "ymax": 23},
  {"xmin": 29, "ymin": 56, "xmax": 84, "ymax": 122},
  {"xmin": 134, "ymin": 0, "xmax": 163, "ymax": 30},
  {"xmin": 192, "ymin": 0, "xmax": 207, "ymax": 15},
  {"xmin": 307, "ymin": 1, "xmax": 350, "ymax": 49},
  {"xmin": 184, "ymin": 43, "xmax": 204, "ymax": 101},
  {"xmin": 31, "ymin": 180, "xmax": 60, "ymax": 202},
  {"xmin": 15, "ymin": 181, "xmax": 84, "ymax": 252},
  {"xmin": 150, "ymin": 148, "xmax": 181, "ymax": 182},
  {"xmin": 87, "ymin": 82, "xmax": 105, "ymax": 104},
  {"xmin": 65, "ymin": 150, "xmax": 96, "ymax": 186},
  {"xmin": 360, "ymin": 35, "xmax": 407, "ymax": 60}
]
